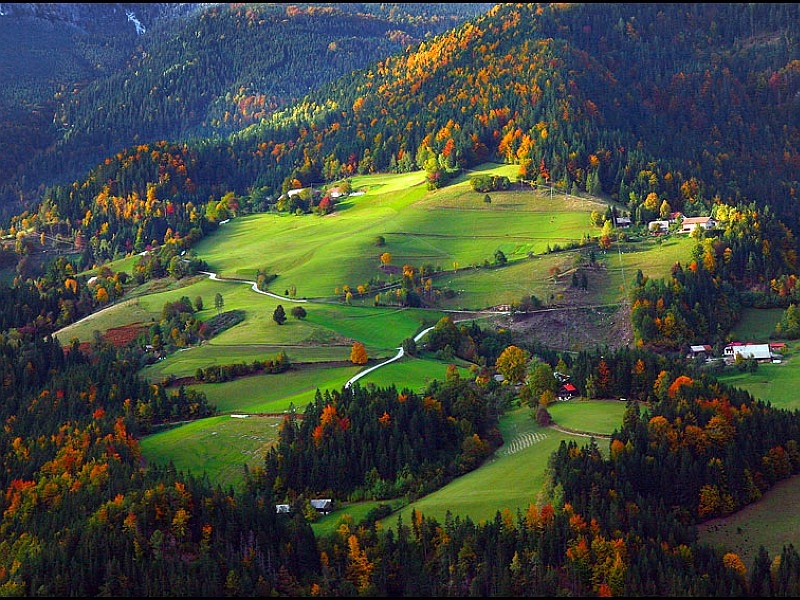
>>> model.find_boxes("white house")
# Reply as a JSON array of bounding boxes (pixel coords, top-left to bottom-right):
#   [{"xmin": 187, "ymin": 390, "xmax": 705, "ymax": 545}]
[
  {"xmin": 615, "ymin": 216, "xmax": 632, "ymax": 228},
  {"xmin": 681, "ymin": 216, "xmax": 716, "ymax": 233},
  {"xmin": 286, "ymin": 188, "xmax": 307, "ymax": 198},
  {"xmin": 724, "ymin": 343, "xmax": 772, "ymax": 362},
  {"xmin": 310, "ymin": 498, "xmax": 334, "ymax": 514}
]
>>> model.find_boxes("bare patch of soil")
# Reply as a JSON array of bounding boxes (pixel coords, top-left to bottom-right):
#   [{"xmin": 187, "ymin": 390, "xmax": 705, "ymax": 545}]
[{"xmin": 508, "ymin": 302, "xmax": 635, "ymax": 353}]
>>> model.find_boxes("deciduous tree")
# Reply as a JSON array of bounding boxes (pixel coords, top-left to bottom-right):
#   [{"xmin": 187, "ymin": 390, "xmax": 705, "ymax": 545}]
[
  {"xmin": 350, "ymin": 341, "xmax": 368, "ymax": 365},
  {"xmin": 495, "ymin": 345, "xmax": 530, "ymax": 384}
]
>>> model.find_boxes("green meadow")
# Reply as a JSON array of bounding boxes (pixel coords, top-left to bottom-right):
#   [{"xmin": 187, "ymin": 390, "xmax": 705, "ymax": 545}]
[
  {"xmin": 67, "ymin": 165, "xmax": 706, "ymax": 522},
  {"xmin": 56, "ymin": 165, "xmax": 800, "ymax": 567},
  {"xmin": 190, "ymin": 166, "xmax": 616, "ymax": 306},
  {"xmin": 386, "ymin": 400, "xmax": 626, "ymax": 527}
]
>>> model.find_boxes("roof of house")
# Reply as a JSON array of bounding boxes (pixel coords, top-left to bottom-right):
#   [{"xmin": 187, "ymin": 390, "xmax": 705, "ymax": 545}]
[
  {"xmin": 682, "ymin": 216, "xmax": 715, "ymax": 225},
  {"xmin": 725, "ymin": 343, "xmax": 771, "ymax": 359}
]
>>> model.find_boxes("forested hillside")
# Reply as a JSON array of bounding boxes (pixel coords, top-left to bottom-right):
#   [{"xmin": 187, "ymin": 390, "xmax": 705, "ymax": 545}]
[
  {"xmin": 2, "ymin": 3, "xmax": 800, "ymax": 596},
  {"xmin": 6, "ymin": 3, "xmax": 799, "ymax": 350},
  {"xmin": 0, "ymin": 2, "xmax": 494, "ymax": 216},
  {"xmin": 0, "ymin": 3, "xmax": 208, "ymax": 206}
]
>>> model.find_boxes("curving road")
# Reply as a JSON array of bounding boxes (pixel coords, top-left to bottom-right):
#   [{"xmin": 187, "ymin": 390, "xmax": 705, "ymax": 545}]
[
  {"xmin": 200, "ymin": 271, "xmax": 507, "ymax": 390},
  {"xmin": 344, "ymin": 325, "xmax": 436, "ymax": 389},
  {"xmin": 200, "ymin": 271, "xmax": 307, "ymax": 303}
]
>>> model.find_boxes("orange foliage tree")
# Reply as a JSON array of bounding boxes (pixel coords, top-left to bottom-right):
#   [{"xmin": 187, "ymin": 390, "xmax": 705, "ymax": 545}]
[{"xmin": 350, "ymin": 342, "xmax": 368, "ymax": 365}]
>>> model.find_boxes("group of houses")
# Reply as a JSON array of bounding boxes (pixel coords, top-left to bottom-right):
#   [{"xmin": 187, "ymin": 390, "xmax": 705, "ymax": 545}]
[
  {"xmin": 688, "ymin": 341, "xmax": 786, "ymax": 364},
  {"xmin": 275, "ymin": 498, "xmax": 333, "ymax": 515}
]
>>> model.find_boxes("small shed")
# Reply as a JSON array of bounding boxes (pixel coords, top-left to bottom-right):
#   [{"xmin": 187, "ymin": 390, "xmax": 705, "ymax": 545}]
[{"xmin": 688, "ymin": 344, "xmax": 713, "ymax": 359}]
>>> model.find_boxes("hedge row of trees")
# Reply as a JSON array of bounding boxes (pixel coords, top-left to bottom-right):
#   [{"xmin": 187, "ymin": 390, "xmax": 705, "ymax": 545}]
[{"xmin": 194, "ymin": 352, "xmax": 290, "ymax": 383}]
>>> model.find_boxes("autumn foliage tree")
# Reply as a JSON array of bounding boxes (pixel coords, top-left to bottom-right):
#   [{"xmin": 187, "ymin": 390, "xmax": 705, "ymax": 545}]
[
  {"xmin": 350, "ymin": 341, "xmax": 368, "ymax": 365},
  {"xmin": 495, "ymin": 345, "xmax": 530, "ymax": 384}
]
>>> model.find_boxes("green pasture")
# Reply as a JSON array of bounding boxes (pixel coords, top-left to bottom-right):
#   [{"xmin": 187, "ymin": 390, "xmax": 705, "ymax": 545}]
[
  {"xmin": 190, "ymin": 167, "xmax": 614, "ymax": 304},
  {"xmin": 385, "ymin": 403, "xmax": 622, "ymax": 527},
  {"xmin": 432, "ymin": 252, "xmax": 579, "ymax": 309},
  {"xmin": 408, "ymin": 235, "xmax": 696, "ymax": 311},
  {"xmin": 546, "ymin": 398, "xmax": 629, "ymax": 435},
  {"xmin": 349, "ymin": 355, "xmax": 473, "ymax": 394},
  {"xmin": 301, "ymin": 304, "xmax": 440, "ymax": 348},
  {"xmin": 713, "ymin": 308, "xmax": 796, "ymax": 409},
  {"xmin": 58, "ymin": 272, "xmax": 435, "ymax": 360},
  {"xmin": 184, "ymin": 365, "xmax": 362, "ymax": 414},
  {"xmin": 140, "ymin": 303, "xmax": 439, "ymax": 382},
  {"xmin": 139, "ymin": 414, "xmax": 284, "ymax": 490},
  {"xmin": 596, "ymin": 235, "xmax": 697, "ymax": 304},
  {"xmin": 730, "ymin": 306, "xmax": 783, "ymax": 341},
  {"xmin": 717, "ymin": 345, "xmax": 798, "ymax": 411},
  {"xmin": 141, "ymin": 344, "xmax": 352, "ymax": 382}
]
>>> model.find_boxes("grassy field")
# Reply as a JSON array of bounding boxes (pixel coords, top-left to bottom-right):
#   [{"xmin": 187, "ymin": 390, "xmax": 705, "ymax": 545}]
[
  {"xmin": 547, "ymin": 398, "xmax": 629, "ymax": 435},
  {"xmin": 139, "ymin": 414, "xmax": 284, "ymax": 490},
  {"xmin": 385, "ymin": 401, "xmax": 624, "ymax": 527},
  {"xmin": 188, "ymin": 167, "xmax": 618, "ymax": 306},
  {"xmin": 74, "ymin": 166, "xmax": 798, "ymax": 556},
  {"xmin": 716, "ymin": 307, "xmax": 795, "ymax": 410}
]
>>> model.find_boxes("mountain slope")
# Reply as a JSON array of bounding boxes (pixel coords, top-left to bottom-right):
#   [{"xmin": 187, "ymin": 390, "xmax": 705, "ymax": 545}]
[
  {"xmin": 0, "ymin": 2, "xmax": 495, "ymax": 215},
  {"xmin": 3, "ymin": 3, "xmax": 799, "ymax": 351}
]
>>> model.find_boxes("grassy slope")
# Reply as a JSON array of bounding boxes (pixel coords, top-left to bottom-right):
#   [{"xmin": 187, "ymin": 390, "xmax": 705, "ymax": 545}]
[
  {"xmin": 64, "ymin": 166, "xmax": 712, "ymax": 526},
  {"xmin": 58, "ymin": 166, "xmax": 800, "ymax": 566}
]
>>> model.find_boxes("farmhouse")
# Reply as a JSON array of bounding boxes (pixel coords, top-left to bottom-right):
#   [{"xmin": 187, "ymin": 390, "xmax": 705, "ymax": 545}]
[
  {"xmin": 723, "ymin": 342, "xmax": 772, "ymax": 363},
  {"xmin": 327, "ymin": 186, "xmax": 345, "ymax": 198},
  {"xmin": 614, "ymin": 215, "xmax": 631, "ymax": 228},
  {"xmin": 680, "ymin": 215, "xmax": 716, "ymax": 233},
  {"xmin": 558, "ymin": 383, "xmax": 578, "ymax": 400},
  {"xmin": 310, "ymin": 498, "xmax": 334, "ymax": 514}
]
